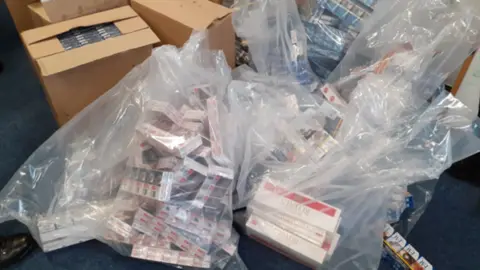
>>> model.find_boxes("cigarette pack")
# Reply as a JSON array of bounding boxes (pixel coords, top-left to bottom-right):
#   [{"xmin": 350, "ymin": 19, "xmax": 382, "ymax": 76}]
[
  {"xmin": 382, "ymin": 224, "xmax": 434, "ymax": 270},
  {"xmin": 249, "ymin": 204, "xmax": 328, "ymax": 246},
  {"xmin": 206, "ymin": 97, "xmax": 231, "ymax": 166},
  {"xmin": 252, "ymin": 179, "xmax": 341, "ymax": 232},
  {"xmin": 246, "ymin": 214, "xmax": 337, "ymax": 268},
  {"xmin": 131, "ymin": 245, "xmax": 211, "ymax": 268},
  {"xmin": 319, "ymin": 84, "xmax": 348, "ymax": 108},
  {"xmin": 37, "ymin": 209, "xmax": 98, "ymax": 252}
]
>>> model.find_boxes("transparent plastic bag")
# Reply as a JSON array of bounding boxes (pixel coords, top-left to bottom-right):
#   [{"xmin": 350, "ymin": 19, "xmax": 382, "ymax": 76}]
[
  {"xmin": 230, "ymin": 64, "xmax": 343, "ymax": 209},
  {"xmin": 233, "ymin": 0, "xmax": 318, "ymax": 90},
  {"xmin": 96, "ymin": 34, "xmax": 247, "ymax": 268},
  {"xmin": 300, "ymin": 0, "xmax": 378, "ymax": 82},
  {"xmin": 0, "ymin": 32, "xmax": 245, "ymax": 269},
  {"xmin": 241, "ymin": 1, "xmax": 480, "ymax": 269}
]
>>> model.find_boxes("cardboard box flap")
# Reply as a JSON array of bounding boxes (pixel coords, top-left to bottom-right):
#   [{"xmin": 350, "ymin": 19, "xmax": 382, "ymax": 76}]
[
  {"xmin": 26, "ymin": 17, "xmax": 151, "ymax": 60},
  {"xmin": 37, "ymin": 28, "xmax": 158, "ymax": 76},
  {"xmin": 22, "ymin": 6, "xmax": 138, "ymax": 45},
  {"xmin": 28, "ymin": 2, "xmax": 49, "ymax": 19},
  {"xmin": 135, "ymin": 0, "xmax": 232, "ymax": 30}
]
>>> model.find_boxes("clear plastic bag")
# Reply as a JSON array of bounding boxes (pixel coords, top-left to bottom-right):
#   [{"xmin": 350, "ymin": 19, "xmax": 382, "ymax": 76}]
[
  {"xmin": 241, "ymin": 0, "xmax": 480, "ymax": 269},
  {"xmin": 0, "ymin": 32, "xmax": 246, "ymax": 269},
  {"xmin": 233, "ymin": 0, "xmax": 318, "ymax": 90},
  {"xmin": 230, "ymin": 64, "xmax": 343, "ymax": 209},
  {"xmin": 299, "ymin": 0, "xmax": 378, "ymax": 82}
]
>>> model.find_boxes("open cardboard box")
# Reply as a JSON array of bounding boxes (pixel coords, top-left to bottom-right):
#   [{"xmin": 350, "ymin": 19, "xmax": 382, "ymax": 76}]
[
  {"xmin": 41, "ymin": 0, "xmax": 129, "ymax": 23},
  {"xmin": 21, "ymin": 6, "xmax": 159, "ymax": 125},
  {"xmin": 131, "ymin": 0, "xmax": 235, "ymax": 67}
]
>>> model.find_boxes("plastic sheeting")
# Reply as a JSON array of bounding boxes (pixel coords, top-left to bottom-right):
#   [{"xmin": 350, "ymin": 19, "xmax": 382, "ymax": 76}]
[
  {"xmin": 234, "ymin": 0, "xmax": 480, "ymax": 269},
  {"xmin": 0, "ymin": 33, "xmax": 246, "ymax": 269}
]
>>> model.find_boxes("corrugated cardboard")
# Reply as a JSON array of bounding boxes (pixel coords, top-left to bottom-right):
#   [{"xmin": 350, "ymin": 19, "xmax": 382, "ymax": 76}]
[
  {"xmin": 4, "ymin": 0, "xmax": 38, "ymax": 32},
  {"xmin": 28, "ymin": 2, "xmax": 51, "ymax": 27},
  {"xmin": 41, "ymin": 0, "xmax": 129, "ymax": 23},
  {"xmin": 21, "ymin": 6, "xmax": 159, "ymax": 125},
  {"xmin": 131, "ymin": 0, "xmax": 235, "ymax": 67}
]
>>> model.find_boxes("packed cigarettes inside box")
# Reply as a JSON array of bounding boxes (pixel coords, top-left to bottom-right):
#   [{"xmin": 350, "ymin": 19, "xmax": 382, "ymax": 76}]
[{"xmin": 102, "ymin": 93, "xmax": 237, "ymax": 268}]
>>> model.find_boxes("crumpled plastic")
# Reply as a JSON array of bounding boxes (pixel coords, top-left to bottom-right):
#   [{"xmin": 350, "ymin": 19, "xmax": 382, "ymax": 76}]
[
  {"xmin": 235, "ymin": 0, "xmax": 480, "ymax": 269},
  {"xmin": 0, "ymin": 32, "xmax": 247, "ymax": 269}
]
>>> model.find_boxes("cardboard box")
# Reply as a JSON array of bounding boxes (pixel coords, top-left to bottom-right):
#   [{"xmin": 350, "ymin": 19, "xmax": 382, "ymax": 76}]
[
  {"xmin": 4, "ymin": 0, "xmax": 38, "ymax": 32},
  {"xmin": 131, "ymin": 0, "xmax": 235, "ymax": 67},
  {"xmin": 41, "ymin": 0, "xmax": 129, "ymax": 23},
  {"xmin": 21, "ymin": 6, "xmax": 159, "ymax": 125},
  {"xmin": 28, "ymin": 2, "xmax": 51, "ymax": 27}
]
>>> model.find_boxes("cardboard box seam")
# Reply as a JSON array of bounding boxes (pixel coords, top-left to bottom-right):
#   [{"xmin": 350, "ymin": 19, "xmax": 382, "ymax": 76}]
[
  {"xmin": 29, "ymin": 23, "xmax": 153, "ymax": 62},
  {"xmin": 132, "ymin": 0, "xmax": 232, "ymax": 31},
  {"xmin": 37, "ymin": 29, "xmax": 158, "ymax": 76},
  {"xmin": 22, "ymin": 6, "xmax": 139, "ymax": 45}
]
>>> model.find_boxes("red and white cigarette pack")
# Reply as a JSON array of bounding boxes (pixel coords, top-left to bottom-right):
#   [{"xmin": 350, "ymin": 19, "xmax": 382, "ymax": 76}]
[
  {"xmin": 247, "ymin": 178, "xmax": 343, "ymax": 267},
  {"xmin": 252, "ymin": 179, "xmax": 341, "ymax": 233},
  {"xmin": 319, "ymin": 84, "xmax": 348, "ymax": 109},
  {"xmin": 131, "ymin": 245, "xmax": 211, "ymax": 268},
  {"xmin": 206, "ymin": 97, "xmax": 230, "ymax": 166},
  {"xmin": 246, "ymin": 214, "xmax": 334, "ymax": 268},
  {"xmin": 249, "ymin": 204, "xmax": 327, "ymax": 246}
]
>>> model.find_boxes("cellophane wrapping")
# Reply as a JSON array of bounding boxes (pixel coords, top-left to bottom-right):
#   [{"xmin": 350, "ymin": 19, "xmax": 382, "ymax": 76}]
[
  {"xmin": 236, "ymin": 0, "xmax": 480, "ymax": 269},
  {"xmin": 0, "ymin": 32, "xmax": 247, "ymax": 269},
  {"xmin": 232, "ymin": 0, "xmax": 319, "ymax": 90}
]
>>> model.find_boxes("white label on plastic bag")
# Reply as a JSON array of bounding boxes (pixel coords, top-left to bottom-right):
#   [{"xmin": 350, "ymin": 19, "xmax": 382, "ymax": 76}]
[
  {"xmin": 247, "ymin": 214, "xmax": 327, "ymax": 265},
  {"xmin": 385, "ymin": 232, "xmax": 407, "ymax": 252}
]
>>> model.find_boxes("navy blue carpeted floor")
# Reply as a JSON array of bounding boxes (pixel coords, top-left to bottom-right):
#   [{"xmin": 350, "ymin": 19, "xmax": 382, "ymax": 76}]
[{"xmin": 1, "ymin": 2, "xmax": 480, "ymax": 269}]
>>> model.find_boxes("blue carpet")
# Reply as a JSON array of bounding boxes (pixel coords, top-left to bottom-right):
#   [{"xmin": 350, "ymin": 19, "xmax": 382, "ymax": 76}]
[{"xmin": 1, "ymin": 2, "xmax": 479, "ymax": 270}]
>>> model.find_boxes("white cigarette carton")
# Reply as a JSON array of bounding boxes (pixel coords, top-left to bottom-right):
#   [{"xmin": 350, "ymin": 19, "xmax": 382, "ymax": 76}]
[
  {"xmin": 246, "ymin": 214, "xmax": 329, "ymax": 267},
  {"xmin": 252, "ymin": 179, "xmax": 341, "ymax": 232}
]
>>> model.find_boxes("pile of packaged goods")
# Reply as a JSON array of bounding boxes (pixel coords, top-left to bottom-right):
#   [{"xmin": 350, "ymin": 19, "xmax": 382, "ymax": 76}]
[
  {"xmin": 103, "ymin": 96, "xmax": 239, "ymax": 268},
  {"xmin": 382, "ymin": 224, "xmax": 433, "ymax": 270},
  {"xmin": 233, "ymin": 0, "xmax": 480, "ymax": 269},
  {"xmin": 2, "ymin": 0, "xmax": 480, "ymax": 269},
  {"xmin": 0, "ymin": 33, "xmax": 246, "ymax": 269}
]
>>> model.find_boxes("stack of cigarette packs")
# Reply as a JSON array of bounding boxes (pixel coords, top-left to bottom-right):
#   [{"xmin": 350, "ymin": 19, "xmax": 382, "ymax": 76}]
[
  {"xmin": 382, "ymin": 224, "xmax": 434, "ymax": 270},
  {"xmin": 100, "ymin": 91, "xmax": 238, "ymax": 269},
  {"xmin": 246, "ymin": 179, "xmax": 342, "ymax": 268}
]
